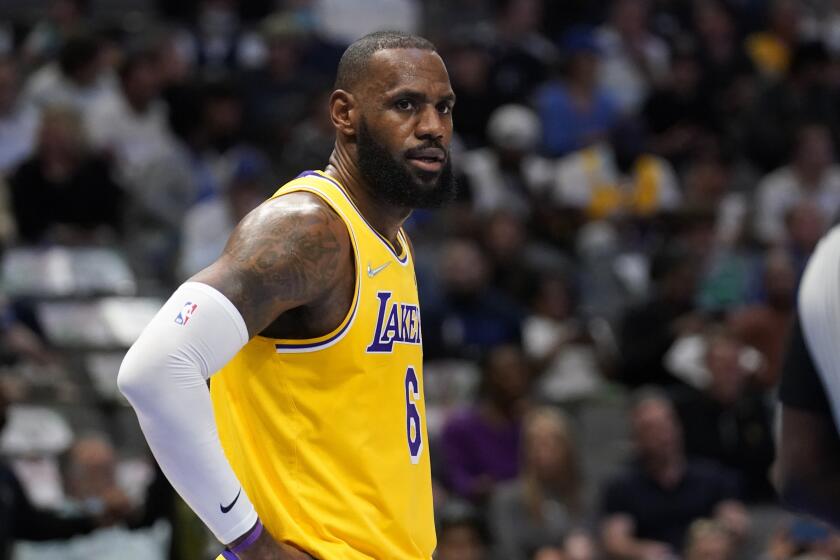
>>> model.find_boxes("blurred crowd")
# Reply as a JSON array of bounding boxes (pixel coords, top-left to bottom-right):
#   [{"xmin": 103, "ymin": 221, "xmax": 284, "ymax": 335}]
[{"xmin": 2, "ymin": 0, "xmax": 840, "ymax": 558}]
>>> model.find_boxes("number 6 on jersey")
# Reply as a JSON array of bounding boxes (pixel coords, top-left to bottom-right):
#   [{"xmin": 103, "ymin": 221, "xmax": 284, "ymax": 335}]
[{"xmin": 405, "ymin": 366, "xmax": 423, "ymax": 464}]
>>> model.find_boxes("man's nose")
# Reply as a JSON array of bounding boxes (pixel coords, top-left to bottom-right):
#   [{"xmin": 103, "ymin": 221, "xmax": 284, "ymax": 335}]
[{"xmin": 415, "ymin": 105, "xmax": 445, "ymax": 141}]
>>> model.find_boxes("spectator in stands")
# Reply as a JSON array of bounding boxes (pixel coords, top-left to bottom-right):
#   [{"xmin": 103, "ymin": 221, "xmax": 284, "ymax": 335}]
[
  {"xmin": 9, "ymin": 106, "xmax": 122, "ymax": 244},
  {"xmin": 0, "ymin": 57, "xmax": 39, "ymax": 176},
  {"xmin": 753, "ymin": 123, "xmax": 840, "ymax": 245},
  {"xmin": 444, "ymin": 36, "xmax": 499, "ymax": 149},
  {"xmin": 177, "ymin": 148, "xmax": 268, "ymax": 279},
  {"xmin": 274, "ymin": 89, "xmax": 334, "ymax": 181},
  {"xmin": 435, "ymin": 502, "xmax": 490, "ymax": 560},
  {"xmin": 745, "ymin": 0, "xmax": 803, "ymax": 79},
  {"xmin": 672, "ymin": 328, "xmax": 776, "ymax": 502},
  {"xmin": 618, "ymin": 244, "xmax": 703, "ymax": 388},
  {"xmin": 727, "ymin": 249, "xmax": 796, "ymax": 387},
  {"xmin": 0, "ymin": 388, "xmax": 127, "ymax": 560},
  {"xmin": 177, "ymin": 0, "xmax": 266, "ymax": 78},
  {"xmin": 596, "ymin": 0, "xmax": 670, "ymax": 114},
  {"xmin": 524, "ymin": 273, "xmax": 602, "ymax": 403},
  {"xmin": 22, "ymin": 33, "xmax": 114, "ymax": 113},
  {"xmin": 683, "ymin": 519, "xmax": 736, "ymax": 560},
  {"xmin": 421, "ymin": 239, "xmax": 523, "ymax": 359},
  {"xmin": 746, "ymin": 41, "xmax": 839, "ymax": 172},
  {"xmin": 681, "ymin": 153, "xmax": 748, "ymax": 249},
  {"xmin": 553, "ymin": 118, "xmax": 681, "ymax": 221},
  {"xmin": 85, "ymin": 46, "xmax": 176, "ymax": 191},
  {"xmin": 489, "ymin": 407, "xmax": 594, "ymax": 560},
  {"xmin": 20, "ymin": 0, "xmax": 85, "ymax": 67},
  {"xmin": 440, "ymin": 344, "xmax": 530, "ymax": 503},
  {"xmin": 17, "ymin": 435, "xmax": 169, "ymax": 560},
  {"xmin": 784, "ymin": 200, "xmax": 828, "ymax": 278},
  {"xmin": 241, "ymin": 13, "xmax": 318, "ymax": 149},
  {"xmin": 600, "ymin": 392, "xmax": 749, "ymax": 558},
  {"xmin": 642, "ymin": 45, "xmax": 711, "ymax": 169},
  {"xmin": 693, "ymin": 1, "xmax": 753, "ymax": 105},
  {"xmin": 485, "ymin": 0, "xmax": 555, "ymax": 105},
  {"xmin": 536, "ymin": 26, "xmax": 618, "ymax": 158},
  {"xmin": 461, "ymin": 104, "xmax": 551, "ymax": 218}
]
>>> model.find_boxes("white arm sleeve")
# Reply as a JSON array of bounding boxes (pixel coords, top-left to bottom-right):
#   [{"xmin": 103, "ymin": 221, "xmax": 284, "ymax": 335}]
[
  {"xmin": 799, "ymin": 226, "xmax": 840, "ymax": 435},
  {"xmin": 118, "ymin": 281, "xmax": 258, "ymax": 544}
]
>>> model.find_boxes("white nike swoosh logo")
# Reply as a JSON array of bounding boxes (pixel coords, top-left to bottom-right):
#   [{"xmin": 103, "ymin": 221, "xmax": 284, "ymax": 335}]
[{"xmin": 367, "ymin": 261, "xmax": 391, "ymax": 277}]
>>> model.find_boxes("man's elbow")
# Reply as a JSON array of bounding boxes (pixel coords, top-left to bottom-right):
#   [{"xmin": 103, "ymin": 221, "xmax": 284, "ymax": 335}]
[{"xmin": 117, "ymin": 345, "xmax": 157, "ymax": 408}]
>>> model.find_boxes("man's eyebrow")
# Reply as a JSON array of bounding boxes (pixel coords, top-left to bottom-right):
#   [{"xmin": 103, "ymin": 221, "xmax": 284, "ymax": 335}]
[{"xmin": 386, "ymin": 89, "xmax": 457, "ymax": 104}]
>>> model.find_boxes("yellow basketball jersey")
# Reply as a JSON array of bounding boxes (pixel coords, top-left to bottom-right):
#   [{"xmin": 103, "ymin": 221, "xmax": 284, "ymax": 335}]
[{"xmin": 210, "ymin": 171, "xmax": 435, "ymax": 559}]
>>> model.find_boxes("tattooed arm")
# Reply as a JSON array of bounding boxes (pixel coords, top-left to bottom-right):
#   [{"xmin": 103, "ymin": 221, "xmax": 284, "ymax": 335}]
[
  {"xmin": 192, "ymin": 192, "xmax": 352, "ymax": 336},
  {"xmin": 117, "ymin": 193, "xmax": 346, "ymax": 559}
]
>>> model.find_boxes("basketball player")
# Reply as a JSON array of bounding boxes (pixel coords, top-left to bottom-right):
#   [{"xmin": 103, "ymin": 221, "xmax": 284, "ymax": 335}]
[
  {"xmin": 118, "ymin": 31, "xmax": 456, "ymax": 559},
  {"xmin": 777, "ymin": 225, "xmax": 840, "ymax": 527}
]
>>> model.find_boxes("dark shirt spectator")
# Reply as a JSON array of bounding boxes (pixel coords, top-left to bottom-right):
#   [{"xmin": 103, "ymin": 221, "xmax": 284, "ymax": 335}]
[
  {"xmin": 601, "ymin": 393, "xmax": 749, "ymax": 558},
  {"xmin": 672, "ymin": 330, "xmax": 775, "ymax": 502},
  {"xmin": 422, "ymin": 239, "xmax": 522, "ymax": 360},
  {"xmin": 618, "ymin": 246, "xmax": 703, "ymax": 388},
  {"xmin": 0, "ymin": 462, "xmax": 98, "ymax": 560},
  {"xmin": 9, "ymin": 106, "xmax": 122, "ymax": 243}
]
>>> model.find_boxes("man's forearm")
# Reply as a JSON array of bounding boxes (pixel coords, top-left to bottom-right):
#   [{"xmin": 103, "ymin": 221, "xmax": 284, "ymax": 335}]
[{"xmin": 118, "ymin": 282, "xmax": 257, "ymax": 544}]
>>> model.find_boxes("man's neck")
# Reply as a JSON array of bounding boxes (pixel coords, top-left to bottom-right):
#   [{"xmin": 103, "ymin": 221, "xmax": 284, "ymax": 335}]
[{"xmin": 324, "ymin": 148, "xmax": 410, "ymax": 247}]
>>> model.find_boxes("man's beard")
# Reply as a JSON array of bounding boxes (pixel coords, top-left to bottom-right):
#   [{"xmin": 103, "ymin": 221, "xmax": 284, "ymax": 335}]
[{"xmin": 356, "ymin": 119, "xmax": 456, "ymax": 209}]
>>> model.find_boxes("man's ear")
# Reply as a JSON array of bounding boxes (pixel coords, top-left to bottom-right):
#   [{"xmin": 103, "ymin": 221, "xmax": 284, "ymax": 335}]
[{"xmin": 330, "ymin": 89, "xmax": 357, "ymax": 138}]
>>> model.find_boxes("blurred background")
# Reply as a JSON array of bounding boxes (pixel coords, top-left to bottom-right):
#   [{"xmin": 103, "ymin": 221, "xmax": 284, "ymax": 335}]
[{"xmin": 0, "ymin": 0, "xmax": 838, "ymax": 558}]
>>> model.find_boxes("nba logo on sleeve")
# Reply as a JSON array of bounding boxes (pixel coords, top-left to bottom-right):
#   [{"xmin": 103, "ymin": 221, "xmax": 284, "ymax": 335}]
[{"xmin": 175, "ymin": 302, "xmax": 198, "ymax": 326}]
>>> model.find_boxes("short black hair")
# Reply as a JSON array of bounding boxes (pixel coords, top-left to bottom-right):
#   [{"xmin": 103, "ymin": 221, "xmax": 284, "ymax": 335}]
[
  {"xmin": 334, "ymin": 30, "xmax": 436, "ymax": 91},
  {"xmin": 118, "ymin": 47, "xmax": 159, "ymax": 82}
]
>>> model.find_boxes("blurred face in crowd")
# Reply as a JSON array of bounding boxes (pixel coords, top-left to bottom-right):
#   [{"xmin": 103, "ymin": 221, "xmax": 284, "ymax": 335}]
[
  {"xmin": 568, "ymin": 50, "xmax": 600, "ymax": 89},
  {"xmin": 500, "ymin": 0, "xmax": 542, "ymax": 36},
  {"xmin": 694, "ymin": 1, "xmax": 735, "ymax": 45},
  {"xmin": 38, "ymin": 108, "xmax": 85, "ymax": 162},
  {"xmin": 448, "ymin": 46, "xmax": 492, "ymax": 93},
  {"xmin": 534, "ymin": 276, "xmax": 571, "ymax": 321},
  {"xmin": 204, "ymin": 93, "xmax": 243, "ymax": 148},
  {"xmin": 631, "ymin": 397, "xmax": 683, "ymax": 464},
  {"xmin": 611, "ymin": 0, "xmax": 650, "ymax": 40},
  {"xmin": 705, "ymin": 334, "xmax": 748, "ymax": 405},
  {"xmin": 0, "ymin": 59, "xmax": 18, "ymax": 116},
  {"xmin": 484, "ymin": 344, "xmax": 530, "ymax": 407},
  {"xmin": 763, "ymin": 250, "xmax": 796, "ymax": 310},
  {"xmin": 770, "ymin": 0, "xmax": 801, "ymax": 40},
  {"xmin": 436, "ymin": 523, "xmax": 486, "ymax": 560},
  {"xmin": 484, "ymin": 211, "xmax": 526, "ymax": 261},
  {"xmin": 49, "ymin": 0, "xmax": 82, "ymax": 25},
  {"xmin": 685, "ymin": 523, "xmax": 734, "ymax": 560},
  {"xmin": 672, "ymin": 55, "xmax": 700, "ymax": 93},
  {"xmin": 684, "ymin": 158, "xmax": 730, "ymax": 208},
  {"xmin": 794, "ymin": 125, "xmax": 834, "ymax": 176},
  {"xmin": 662, "ymin": 259, "xmax": 700, "ymax": 306},
  {"xmin": 441, "ymin": 240, "xmax": 489, "ymax": 295},
  {"xmin": 267, "ymin": 37, "xmax": 301, "ymax": 78},
  {"xmin": 351, "ymin": 48, "xmax": 456, "ymax": 209},
  {"xmin": 787, "ymin": 201, "xmax": 827, "ymax": 253},
  {"xmin": 123, "ymin": 57, "xmax": 163, "ymax": 111},
  {"xmin": 64, "ymin": 436, "xmax": 117, "ymax": 500},
  {"xmin": 523, "ymin": 409, "xmax": 577, "ymax": 484}
]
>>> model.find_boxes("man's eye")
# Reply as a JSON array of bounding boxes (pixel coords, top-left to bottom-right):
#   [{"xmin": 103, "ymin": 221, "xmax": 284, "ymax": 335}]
[
  {"xmin": 395, "ymin": 99, "xmax": 414, "ymax": 111},
  {"xmin": 438, "ymin": 103, "xmax": 452, "ymax": 115}
]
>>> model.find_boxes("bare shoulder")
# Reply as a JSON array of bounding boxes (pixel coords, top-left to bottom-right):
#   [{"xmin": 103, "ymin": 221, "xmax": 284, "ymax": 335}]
[{"xmin": 191, "ymin": 191, "xmax": 352, "ymax": 337}]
